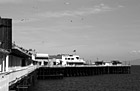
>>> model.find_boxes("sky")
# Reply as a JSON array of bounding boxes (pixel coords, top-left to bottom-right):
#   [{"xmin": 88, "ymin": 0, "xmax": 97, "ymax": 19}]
[{"xmin": 0, "ymin": 0, "xmax": 140, "ymax": 62}]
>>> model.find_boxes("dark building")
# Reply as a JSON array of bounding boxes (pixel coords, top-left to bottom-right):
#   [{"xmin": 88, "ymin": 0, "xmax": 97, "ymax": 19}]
[{"xmin": 0, "ymin": 18, "xmax": 12, "ymax": 50}]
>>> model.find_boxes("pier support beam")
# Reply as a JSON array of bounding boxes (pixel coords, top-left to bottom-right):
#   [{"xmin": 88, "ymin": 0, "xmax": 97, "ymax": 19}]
[{"xmin": 38, "ymin": 66, "xmax": 131, "ymax": 78}]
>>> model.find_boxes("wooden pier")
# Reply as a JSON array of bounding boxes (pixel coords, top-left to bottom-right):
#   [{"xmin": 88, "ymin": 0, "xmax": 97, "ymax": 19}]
[
  {"xmin": 0, "ymin": 65, "xmax": 131, "ymax": 91},
  {"xmin": 0, "ymin": 65, "xmax": 39, "ymax": 91},
  {"xmin": 37, "ymin": 65, "xmax": 131, "ymax": 80},
  {"xmin": 37, "ymin": 67, "xmax": 64, "ymax": 79}
]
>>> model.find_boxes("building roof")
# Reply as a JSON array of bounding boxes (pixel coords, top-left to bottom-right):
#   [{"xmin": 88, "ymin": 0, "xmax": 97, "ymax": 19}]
[
  {"xmin": 36, "ymin": 53, "xmax": 49, "ymax": 57},
  {"xmin": 49, "ymin": 55, "xmax": 62, "ymax": 59},
  {"xmin": 10, "ymin": 49, "xmax": 31, "ymax": 58}
]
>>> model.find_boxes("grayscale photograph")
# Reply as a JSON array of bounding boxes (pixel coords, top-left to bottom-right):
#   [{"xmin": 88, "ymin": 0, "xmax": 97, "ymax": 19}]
[{"xmin": 0, "ymin": 0, "xmax": 140, "ymax": 91}]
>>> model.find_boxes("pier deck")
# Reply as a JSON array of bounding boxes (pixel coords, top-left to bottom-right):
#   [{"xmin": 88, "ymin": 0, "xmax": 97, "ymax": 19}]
[{"xmin": 0, "ymin": 65, "xmax": 39, "ymax": 91}]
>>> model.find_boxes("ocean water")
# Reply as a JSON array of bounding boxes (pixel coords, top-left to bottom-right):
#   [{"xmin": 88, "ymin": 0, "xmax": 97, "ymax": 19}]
[{"xmin": 30, "ymin": 65, "xmax": 140, "ymax": 91}]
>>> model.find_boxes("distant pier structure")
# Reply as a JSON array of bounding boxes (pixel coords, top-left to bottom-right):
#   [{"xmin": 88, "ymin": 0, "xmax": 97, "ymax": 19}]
[
  {"xmin": 0, "ymin": 17, "xmax": 131, "ymax": 91},
  {"xmin": 37, "ymin": 65, "xmax": 131, "ymax": 80},
  {"xmin": 37, "ymin": 54, "xmax": 131, "ymax": 79}
]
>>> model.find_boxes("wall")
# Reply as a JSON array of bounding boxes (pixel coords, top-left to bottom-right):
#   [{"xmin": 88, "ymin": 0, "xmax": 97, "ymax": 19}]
[
  {"xmin": 9, "ymin": 55, "xmax": 22, "ymax": 67},
  {"xmin": 0, "ymin": 18, "xmax": 12, "ymax": 50}
]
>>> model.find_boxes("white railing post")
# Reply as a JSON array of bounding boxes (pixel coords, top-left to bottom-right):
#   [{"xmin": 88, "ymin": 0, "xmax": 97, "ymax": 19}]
[
  {"xmin": 2, "ymin": 60, "xmax": 5, "ymax": 72},
  {"xmin": 6, "ymin": 55, "xmax": 9, "ymax": 72}
]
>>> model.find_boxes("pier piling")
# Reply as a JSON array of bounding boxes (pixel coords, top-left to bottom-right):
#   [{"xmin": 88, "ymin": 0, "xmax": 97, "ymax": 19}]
[{"xmin": 37, "ymin": 66, "xmax": 131, "ymax": 79}]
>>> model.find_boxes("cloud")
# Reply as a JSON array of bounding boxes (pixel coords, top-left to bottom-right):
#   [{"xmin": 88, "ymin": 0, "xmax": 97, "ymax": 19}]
[
  {"xmin": 0, "ymin": 0, "xmax": 22, "ymax": 3},
  {"xmin": 118, "ymin": 5, "xmax": 124, "ymax": 8},
  {"xmin": 0, "ymin": 0, "xmax": 52, "ymax": 4},
  {"xmin": 131, "ymin": 50, "xmax": 140, "ymax": 54},
  {"xmin": 36, "ymin": 0, "xmax": 54, "ymax": 2},
  {"xmin": 38, "ymin": 4, "xmax": 113, "ymax": 18}
]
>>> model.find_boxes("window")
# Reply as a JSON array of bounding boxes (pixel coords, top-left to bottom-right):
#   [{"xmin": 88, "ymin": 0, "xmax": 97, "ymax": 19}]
[
  {"xmin": 71, "ymin": 58, "xmax": 74, "ymax": 60},
  {"xmin": 76, "ymin": 57, "xmax": 79, "ymax": 60},
  {"xmin": 68, "ymin": 58, "xmax": 70, "ymax": 60},
  {"xmin": 65, "ymin": 58, "xmax": 67, "ymax": 60},
  {"xmin": 53, "ymin": 62, "xmax": 56, "ymax": 65}
]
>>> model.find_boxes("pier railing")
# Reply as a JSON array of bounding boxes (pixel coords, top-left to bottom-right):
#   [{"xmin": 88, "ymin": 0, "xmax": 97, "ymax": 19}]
[
  {"xmin": 43, "ymin": 64, "xmax": 131, "ymax": 68},
  {"xmin": 8, "ymin": 65, "xmax": 39, "ymax": 86},
  {"xmin": 0, "ymin": 65, "xmax": 39, "ymax": 91}
]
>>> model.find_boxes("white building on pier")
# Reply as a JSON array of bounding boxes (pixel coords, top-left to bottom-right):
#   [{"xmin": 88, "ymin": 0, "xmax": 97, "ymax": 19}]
[
  {"xmin": 35, "ymin": 53, "xmax": 49, "ymax": 66},
  {"xmin": 48, "ymin": 54, "xmax": 85, "ymax": 66}
]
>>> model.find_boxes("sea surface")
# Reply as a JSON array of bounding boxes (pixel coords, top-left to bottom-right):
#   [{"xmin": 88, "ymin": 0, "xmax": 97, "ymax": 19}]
[{"xmin": 30, "ymin": 65, "xmax": 140, "ymax": 91}]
